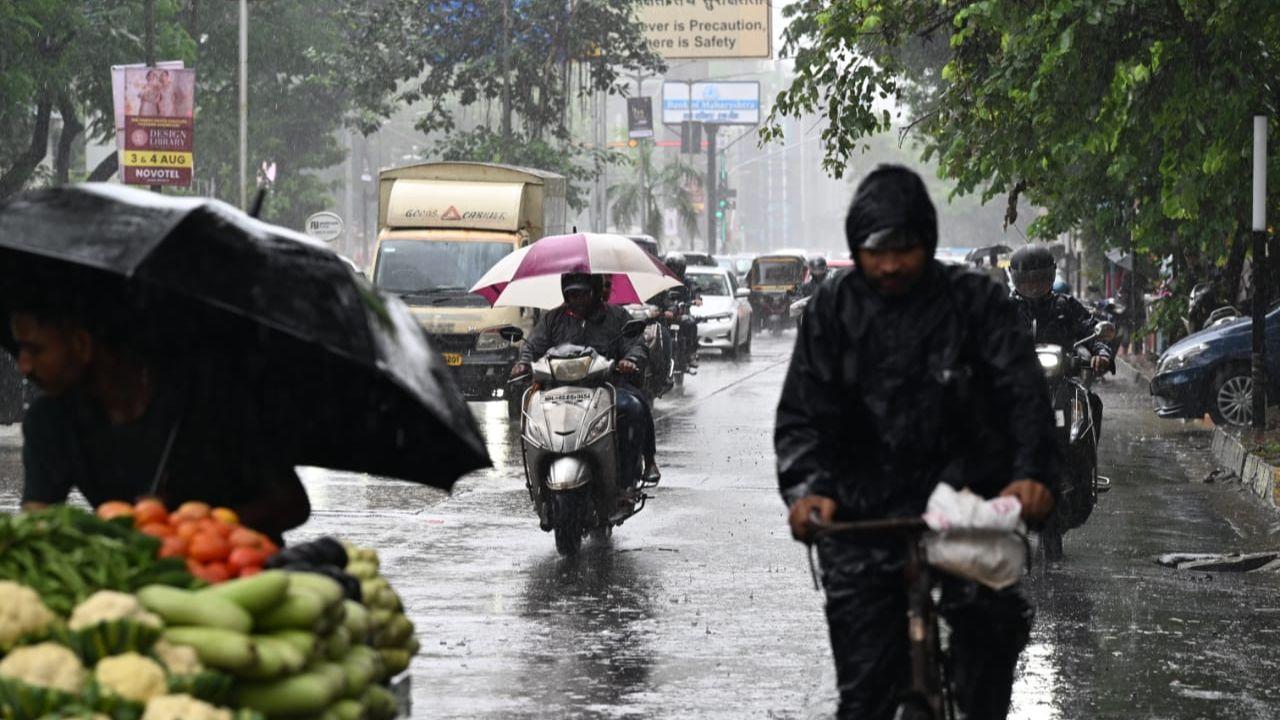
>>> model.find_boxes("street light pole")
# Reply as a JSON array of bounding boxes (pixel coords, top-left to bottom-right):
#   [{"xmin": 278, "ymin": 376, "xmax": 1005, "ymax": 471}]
[
  {"xmin": 1251, "ymin": 115, "xmax": 1268, "ymax": 430},
  {"xmin": 705, "ymin": 124, "xmax": 718, "ymax": 255},
  {"xmin": 239, "ymin": 0, "xmax": 248, "ymax": 210}
]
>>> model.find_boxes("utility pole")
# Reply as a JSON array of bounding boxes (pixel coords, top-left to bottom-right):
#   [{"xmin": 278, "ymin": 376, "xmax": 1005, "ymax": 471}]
[
  {"xmin": 705, "ymin": 124, "xmax": 719, "ymax": 255},
  {"xmin": 238, "ymin": 0, "xmax": 248, "ymax": 210},
  {"xmin": 145, "ymin": 0, "xmax": 159, "ymax": 193},
  {"xmin": 1252, "ymin": 115, "xmax": 1269, "ymax": 430},
  {"xmin": 500, "ymin": 0, "xmax": 513, "ymax": 141}
]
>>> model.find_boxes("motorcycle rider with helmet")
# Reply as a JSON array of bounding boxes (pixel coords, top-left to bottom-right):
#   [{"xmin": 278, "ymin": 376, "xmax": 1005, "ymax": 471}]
[
  {"xmin": 800, "ymin": 257, "xmax": 830, "ymax": 297},
  {"xmin": 510, "ymin": 273, "xmax": 661, "ymax": 486},
  {"xmin": 1009, "ymin": 245, "xmax": 1113, "ymax": 374},
  {"xmin": 659, "ymin": 252, "xmax": 700, "ymax": 372}
]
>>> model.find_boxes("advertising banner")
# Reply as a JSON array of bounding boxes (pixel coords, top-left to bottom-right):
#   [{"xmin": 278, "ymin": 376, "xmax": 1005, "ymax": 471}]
[
  {"xmin": 637, "ymin": 1, "xmax": 772, "ymax": 60},
  {"xmin": 112, "ymin": 65, "xmax": 195, "ymax": 186},
  {"xmin": 627, "ymin": 97, "xmax": 655, "ymax": 139},
  {"xmin": 663, "ymin": 82, "xmax": 761, "ymax": 126}
]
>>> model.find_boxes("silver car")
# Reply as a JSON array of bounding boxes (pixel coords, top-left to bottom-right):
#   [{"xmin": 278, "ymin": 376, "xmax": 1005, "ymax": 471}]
[{"xmin": 686, "ymin": 266, "xmax": 753, "ymax": 358}]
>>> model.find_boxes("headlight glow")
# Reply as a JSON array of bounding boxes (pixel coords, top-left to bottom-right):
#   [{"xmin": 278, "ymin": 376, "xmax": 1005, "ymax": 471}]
[
  {"xmin": 1158, "ymin": 343, "xmax": 1209, "ymax": 373},
  {"xmin": 1038, "ymin": 352, "xmax": 1061, "ymax": 371}
]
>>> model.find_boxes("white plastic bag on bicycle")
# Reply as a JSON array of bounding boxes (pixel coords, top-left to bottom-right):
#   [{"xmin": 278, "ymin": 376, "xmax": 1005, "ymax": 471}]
[{"xmin": 921, "ymin": 484, "xmax": 1027, "ymax": 590}]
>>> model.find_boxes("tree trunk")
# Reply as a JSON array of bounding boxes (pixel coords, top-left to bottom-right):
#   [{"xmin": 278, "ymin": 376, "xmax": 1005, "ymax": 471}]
[
  {"xmin": 0, "ymin": 96, "xmax": 54, "ymax": 199},
  {"xmin": 53, "ymin": 93, "xmax": 84, "ymax": 186}
]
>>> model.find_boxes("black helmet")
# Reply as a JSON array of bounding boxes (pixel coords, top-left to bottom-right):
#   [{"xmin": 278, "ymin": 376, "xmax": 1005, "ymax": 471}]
[
  {"xmin": 809, "ymin": 256, "xmax": 828, "ymax": 275},
  {"xmin": 845, "ymin": 165, "xmax": 938, "ymax": 255},
  {"xmin": 1009, "ymin": 244, "xmax": 1057, "ymax": 298},
  {"xmin": 663, "ymin": 252, "xmax": 687, "ymax": 279},
  {"xmin": 561, "ymin": 272, "xmax": 604, "ymax": 298}
]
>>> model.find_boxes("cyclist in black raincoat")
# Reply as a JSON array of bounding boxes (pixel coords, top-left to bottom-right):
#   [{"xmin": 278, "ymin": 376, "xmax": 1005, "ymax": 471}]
[{"xmin": 775, "ymin": 165, "xmax": 1061, "ymax": 720}]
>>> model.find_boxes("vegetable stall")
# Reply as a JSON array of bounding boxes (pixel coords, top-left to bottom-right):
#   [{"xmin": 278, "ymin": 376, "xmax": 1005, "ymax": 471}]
[{"xmin": 0, "ymin": 504, "xmax": 421, "ymax": 720}]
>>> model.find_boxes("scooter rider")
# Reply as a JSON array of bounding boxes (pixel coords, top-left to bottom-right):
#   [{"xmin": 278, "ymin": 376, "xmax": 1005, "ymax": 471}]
[
  {"xmin": 659, "ymin": 252, "xmax": 700, "ymax": 371},
  {"xmin": 1009, "ymin": 244, "xmax": 1113, "ymax": 375},
  {"xmin": 800, "ymin": 256, "xmax": 829, "ymax": 297},
  {"xmin": 510, "ymin": 273, "xmax": 661, "ymax": 486},
  {"xmin": 776, "ymin": 165, "xmax": 1060, "ymax": 720}
]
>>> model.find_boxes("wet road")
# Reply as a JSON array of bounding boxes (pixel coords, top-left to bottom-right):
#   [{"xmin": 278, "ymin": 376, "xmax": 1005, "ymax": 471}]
[{"xmin": 4, "ymin": 333, "xmax": 1280, "ymax": 717}]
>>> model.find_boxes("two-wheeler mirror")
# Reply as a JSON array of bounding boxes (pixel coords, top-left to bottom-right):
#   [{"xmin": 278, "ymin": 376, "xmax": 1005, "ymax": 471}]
[
  {"xmin": 499, "ymin": 326, "xmax": 525, "ymax": 343},
  {"xmin": 621, "ymin": 319, "xmax": 647, "ymax": 338},
  {"xmin": 1095, "ymin": 321, "xmax": 1117, "ymax": 343},
  {"xmin": 734, "ymin": 288, "xmax": 750, "ymax": 299}
]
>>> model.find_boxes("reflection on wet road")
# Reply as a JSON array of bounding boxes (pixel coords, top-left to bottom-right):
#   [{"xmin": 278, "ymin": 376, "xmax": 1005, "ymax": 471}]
[{"xmin": 5, "ymin": 332, "xmax": 1280, "ymax": 717}]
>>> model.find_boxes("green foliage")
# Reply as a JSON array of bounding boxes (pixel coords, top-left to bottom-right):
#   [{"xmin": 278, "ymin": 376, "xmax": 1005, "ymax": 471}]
[
  {"xmin": 434, "ymin": 126, "xmax": 622, "ymax": 212},
  {"xmin": 343, "ymin": 0, "xmax": 664, "ymax": 204},
  {"xmin": 769, "ymin": 0, "xmax": 1280, "ymax": 311},
  {"xmin": 608, "ymin": 142, "xmax": 702, "ymax": 242}
]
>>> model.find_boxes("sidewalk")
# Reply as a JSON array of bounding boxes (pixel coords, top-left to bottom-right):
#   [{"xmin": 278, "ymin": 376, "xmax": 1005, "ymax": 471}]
[
  {"xmin": 0, "ymin": 423, "xmax": 19, "ymax": 452},
  {"xmin": 1210, "ymin": 422, "xmax": 1280, "ymax": 512}
]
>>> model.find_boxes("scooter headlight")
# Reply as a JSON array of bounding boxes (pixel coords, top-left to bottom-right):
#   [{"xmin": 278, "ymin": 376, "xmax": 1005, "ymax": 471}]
[
  {"xmin": 549, "ymin": 356, "xmax": 593, "ymax": 382},
  {"xmin": 1037, "ymin": 350, "xmax": 1063, "ymax": 378},
  {"xmin": 583, "ymin": 412, "xmax": 611, "ymax": 446}
]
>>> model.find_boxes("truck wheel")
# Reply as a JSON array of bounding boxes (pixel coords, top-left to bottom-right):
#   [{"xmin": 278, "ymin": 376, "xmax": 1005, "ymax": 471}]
[{"xmin": 1208, "ymin": 365, "xmax": 1253, "ymax": 427}]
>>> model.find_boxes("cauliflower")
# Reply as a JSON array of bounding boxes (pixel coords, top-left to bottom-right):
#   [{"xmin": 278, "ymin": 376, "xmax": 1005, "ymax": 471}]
[
  {"xmin": 93, "ymin": 652, "xmax": 168, "ymax": 703},
  {"xmin": 141, "ymin": 694, "xmax": 233, "ymax": 720},
  {"xmin": 0, "ymin": 642, "xmax": 86, "ymax": 693},
  {"xmin": 0, "ymin": 581, "xmax": 57, "ymax": 649},
  {"xmin": 150, "ymin": 639, "xmax": 203, "ymax": 676},
  {"xmin": 69, "ymin": 591, "xmax": 162, "ymax": 631}
]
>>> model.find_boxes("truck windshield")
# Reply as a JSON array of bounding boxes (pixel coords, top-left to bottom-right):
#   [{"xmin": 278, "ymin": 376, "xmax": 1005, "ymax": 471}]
[{"xmin": 374, "ymin": 239, "xmax": 513, "ymax": 300}]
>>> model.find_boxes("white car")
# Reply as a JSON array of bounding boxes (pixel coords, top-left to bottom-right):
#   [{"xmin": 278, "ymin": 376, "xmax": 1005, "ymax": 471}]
[{"xmin": 686, "ymin": 266, "xmax": 753, "ymax": 358}]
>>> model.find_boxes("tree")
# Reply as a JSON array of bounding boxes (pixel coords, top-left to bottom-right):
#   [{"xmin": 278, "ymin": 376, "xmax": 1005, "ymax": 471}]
[
  {"xmin": 341, "ymin": 0, "xmax": 665, "ymax": 209},
  {"xmin": 767, "ymin": 0, "xmax": 1280, "ymax": 310},
  {"xmin": 609, "ymin": 142, "xmax": 702, "ymax": 243},
  {"xmin": 0, "ymin": 0, "xmax": 192, "ymax": 197}
]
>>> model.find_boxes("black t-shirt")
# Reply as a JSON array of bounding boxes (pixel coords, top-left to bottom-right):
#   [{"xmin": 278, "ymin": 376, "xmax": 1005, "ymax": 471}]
[{"xmin": 21, "ymin": 364, "xmax": 295, "ymax": 510}]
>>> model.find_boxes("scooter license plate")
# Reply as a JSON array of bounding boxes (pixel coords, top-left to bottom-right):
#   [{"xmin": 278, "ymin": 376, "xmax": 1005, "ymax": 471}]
[
  {"xmin": 443, "ymin": 353, "xmax": 463, "ymax": 367},
  {"xmin": 1054, "ymin": 410, "xmax": 1066, "ymax": 427}
]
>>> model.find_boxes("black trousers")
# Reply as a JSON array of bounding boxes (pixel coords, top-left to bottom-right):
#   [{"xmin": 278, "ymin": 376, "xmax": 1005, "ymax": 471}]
[{"xmin": 822, "ymin": 561, "xmax": 1032, "ymax": 720}]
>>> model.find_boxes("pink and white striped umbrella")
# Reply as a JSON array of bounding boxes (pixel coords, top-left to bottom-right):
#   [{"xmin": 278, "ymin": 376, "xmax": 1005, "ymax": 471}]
[{"xmin": 470, "ymin": 232, "xmax": 681, "ymax": 309}]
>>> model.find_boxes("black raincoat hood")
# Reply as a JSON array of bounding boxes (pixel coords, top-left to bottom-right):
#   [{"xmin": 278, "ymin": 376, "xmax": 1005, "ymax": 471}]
[{"xmin": 844, "ymin": 165, "xmax": 939, "ymax": 257}]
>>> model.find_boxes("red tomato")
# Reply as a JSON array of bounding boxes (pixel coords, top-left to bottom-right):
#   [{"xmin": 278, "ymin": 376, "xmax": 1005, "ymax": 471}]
[
  {"xmin": 211, "ymin": 507, "xmax": 240, "ymax": 525},
  {"xmin": 172, "ymin": 501, "xmax": 211, "ymax": 522},
  {"xmin": 196, "ymin": 562, "xmax": 231, "ymax": 583},
  {"xmin": 139, "ymin": 522, "xmax": 173, "ymax": 539},
  {"xmin": 229, "ymin": 527, "xmax": 266, "ymax": 549},
  {"xmin": 227, "ymin": 546, "xmax": 266, "ymax": 574},
  {"xmin": 159, "ymin": 535, "xmax": 189, "ymax": 559},
  {"xmin": 175, "ymin": 521, "xmax": 201, "ymax": 542},
  {"xmin": 198, "ymin": 518, "xmax": 233, "ymax": 539},
  {"xmin": 189, "ymin": 532, "xmax": 231, "ymax": 563},
  {"xmin": 237, "ymin": 565, "xmax": 263, "ymax": 578},
  {"xmin": 96, "ymin": 501, "xmax": 135, "ymax": 522},
  {"xmin": 133, "ymin": 498, "xmax": 169, "ymax": 526}
]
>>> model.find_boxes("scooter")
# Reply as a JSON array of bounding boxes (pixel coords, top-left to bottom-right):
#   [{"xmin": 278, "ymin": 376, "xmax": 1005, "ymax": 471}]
[
  {"xmin": 1035, "ymin": 322, "xmax": 1112, "ymax": 560},
  {"xmin": 506, "ymin": 323, "xmax": 652, "ymax": 556},
  {"xmin": 627, "ymin": 304, "xmax": 675, "ymax": 401}
]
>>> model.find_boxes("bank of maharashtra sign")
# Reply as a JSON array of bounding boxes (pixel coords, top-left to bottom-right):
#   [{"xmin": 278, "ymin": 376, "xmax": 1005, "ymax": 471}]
[{"xmin": 637, "ymin": 0, "xmax": 771, "ymax": 59}]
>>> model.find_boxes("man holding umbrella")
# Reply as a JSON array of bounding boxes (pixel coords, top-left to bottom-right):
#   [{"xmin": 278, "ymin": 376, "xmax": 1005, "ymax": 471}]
[
  {"xmin": 510, "ymin": 273, "xmax": 661, "ymax": 487},
  {"xmin": 10, "ymin": 287, "xmax": 310, "ymax": 542}
]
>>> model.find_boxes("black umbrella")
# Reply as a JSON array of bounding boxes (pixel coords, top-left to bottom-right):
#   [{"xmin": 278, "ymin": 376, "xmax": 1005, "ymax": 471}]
[{"xmin": 0, "ymin": 183, "xmax": 490, "ymax": 489}]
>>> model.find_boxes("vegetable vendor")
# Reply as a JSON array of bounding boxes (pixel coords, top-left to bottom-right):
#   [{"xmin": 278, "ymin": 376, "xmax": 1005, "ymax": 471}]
[{"xmin": 8, "ymin": 289, "xmax": 309, "ymax": 542}]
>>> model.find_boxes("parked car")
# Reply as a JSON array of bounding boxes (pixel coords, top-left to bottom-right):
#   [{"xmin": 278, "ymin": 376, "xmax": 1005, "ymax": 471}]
[
  {"xmin": 1149, "ymin": 302, "xmax": 1280, "ymax": 426},
  {"xmin": 680, "ymin": 251, "xmax": 717, "ymax": 268},
  {"xmin": 715, "ymin": 254, "xmax": 755, "ymax": 285},
  {"xmin": 686, "ymin": 266, "xmax": 753, "ymax": 358},
  {"xmin": 627, "ymin": 234, "xmax": 661, "ymax": 259}
]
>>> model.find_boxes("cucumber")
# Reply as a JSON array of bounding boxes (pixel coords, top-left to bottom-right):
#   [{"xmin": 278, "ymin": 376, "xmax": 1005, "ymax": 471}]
[
  {"xmin": 254, "ymin": 589, "xmax": 326, "ymax": 632},
  {"xmin": 267, "ymin": 629, "xmax": 319, "ymax": 660},
  {"xmin": 340, "ymin": 646, "xmax": 379, "ymax": 698},
  {"xmin": 288, "ymin": 572, "xmax": 345, "ymax": 609},
  {"xmin": 200, "ymin": 571, "xmax": 289, "ymax": 615},
  {"xmin": 361, "ymin": 684, "xmax": 397, "ymax": 720},
  {"xmin": 332, "ymin": 698, "xmax": 366, "ymax": 720},
  {"xmin": 238, "ymin": 636, "xmax": 306, "ymax": 679},
  {"xmin": 139, "ymin": 585, "xmax": 253, "ymax": 633},
  {"xmin": 325, "ymin": 626, "xmax": 352, "ymax": 661},
  {"xmin": 233, "ymin": 672, "xmax": 337, "ymax": 717},
  {"xmin": 312, "ymin": 661, "xmax": 349, "ymax": 698},
  {"xmin": 161, "ymin": 627, "xmax": 257, "ymax": 672},
  {"xmin": 342, "ymin": 600, "xmax": 370, "ymax": 641}
]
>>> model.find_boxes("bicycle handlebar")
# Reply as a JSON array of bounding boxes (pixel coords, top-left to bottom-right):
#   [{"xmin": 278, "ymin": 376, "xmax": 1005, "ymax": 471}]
[{"xmin": 807, "ymin": 515, "xmax": 930, "ymax": 539}]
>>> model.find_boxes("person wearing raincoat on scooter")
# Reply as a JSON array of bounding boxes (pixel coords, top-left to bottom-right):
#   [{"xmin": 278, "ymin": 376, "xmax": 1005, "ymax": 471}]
[
  {"xmin": 775, "ymin": 165, "xmax": 1061, "ymax": 720},
  {"xmin": 511, "ymin": 273, "xmax": 661, "ymax": 486}
]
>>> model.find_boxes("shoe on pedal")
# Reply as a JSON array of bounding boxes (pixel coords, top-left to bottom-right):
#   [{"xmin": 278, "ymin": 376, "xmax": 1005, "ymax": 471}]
[{"xmin": 643, "ymin": 459, "xmax": 662, "ymax": 485}]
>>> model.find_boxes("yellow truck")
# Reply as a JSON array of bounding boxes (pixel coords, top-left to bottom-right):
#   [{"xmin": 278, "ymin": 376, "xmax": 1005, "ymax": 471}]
[{"xmin": 372, "ymin": 162, "xmax": 568, "ymax": 413}]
